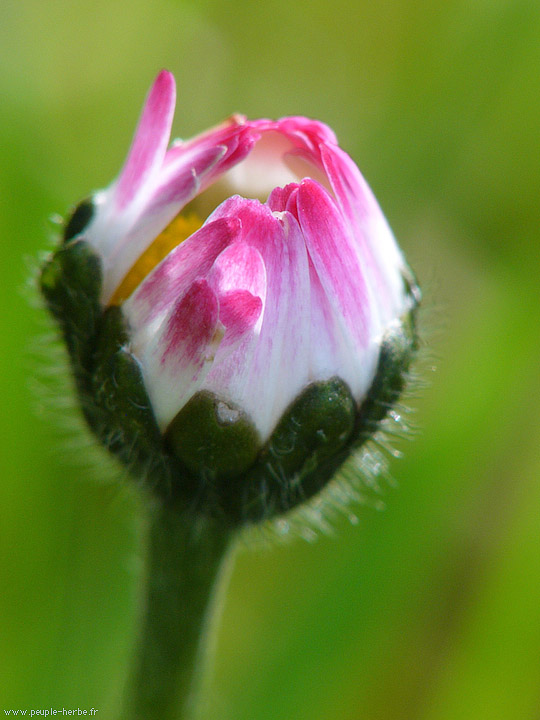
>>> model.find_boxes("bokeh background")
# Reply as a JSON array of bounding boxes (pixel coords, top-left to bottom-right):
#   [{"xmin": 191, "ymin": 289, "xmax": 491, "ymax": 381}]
[{"xmin": 1, "ymin": 0, "xmax": 540, "ymax": 718}]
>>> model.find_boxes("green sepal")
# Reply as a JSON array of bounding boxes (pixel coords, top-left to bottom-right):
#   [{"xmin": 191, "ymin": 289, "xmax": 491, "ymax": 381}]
[
  {"xmin": 166, "ymin": 392, "xmax": 260, "ymax": 483},
  {"xmin": 221, "ymin": 378, "xmax": 356, "ymax": 524},
  {"xmin": 39, "ymin": 239, "xmax": 103, "ymax": 390},
  {"xmin": 355, "ymin": 310, "xmax": 418, "ymax": 438},
  {"xmin": 39, "ymin": 240, "xmax": 184, "ymax": 498},
  {"xmin": 402, "ymin": 264, "xmax": 422, "ymax": 312},
  {"xmin": 88, "ymin": 306, "xmax": 184, "ymax": 497},
  {"xmin": 63, "ymin": 197, "xmax": 95, "ymax": 242}
]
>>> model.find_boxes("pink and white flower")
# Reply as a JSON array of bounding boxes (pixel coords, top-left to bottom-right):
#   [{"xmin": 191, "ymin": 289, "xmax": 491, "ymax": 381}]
[{"xmin": 79, "ymin": 70, "xmax": 417, "ymax": 443}]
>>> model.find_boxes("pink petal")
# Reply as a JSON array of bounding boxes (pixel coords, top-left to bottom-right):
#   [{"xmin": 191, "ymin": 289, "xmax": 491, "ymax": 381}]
[
  {"xmin": 102, "ymin": 108, "xmax": 255, "ymax": 302},
  {"xmin": 130, "ymin": 124, "xmax": 257, "ymax": 237},
  {"xmin": 207, "ymin": 241, "xmax": 266, "ymax": 298},
  {"xmin": 222, "ymin": 120, "xmax": 333, "ymax": 198},
  {"xmin": 114, "ymin": 71, "xmax": 176, "ymax": 211},
  {"xmin": 205, "ymin": 194, "xmax": 261, "ymax": 226},
  {"xmin": 140, "ymin": 278, "xmax": 220, "ymax": 430},
  {"xmin": 218, "ymin": 290, "xmax": 263, "ymax": 344},
  {"xmin": 160, "ymin": 279, "xmax": 218, "ymax": 367},
  {"xmin": 320, "ymin": 143, "xmax": 407, "ymax": 319},
  {"xmin": 174, "ymin": 115, "xmax": 249, "ymax": 160},
  {"xmin": 306, "ymin": 256, "xmax": 366, "ymax": 393},
  {"xmin": 250, "ymin": 116, "xmax": 337, "ymax": 152},
  {"xmin": 102, "ymin": 143, "xmax": 236, "ymax": 302},
  {"xmin": 217, "ymin": 128, "xmax": 258, "ymax": 174},
  {"xmin": 125, "ymin": 217, "xmax": 241, "ymax": 342},
  {"xmin": 202, "ymin": 200, "xmax": 313, "ymax": 440},
  {"xmin": 291, "ymin": 180, "xmax": 384, "ymax": 401},
  {"xmin": 207, "ymin": 241, "xmax": 266, "ymax": 347},
  {"xmin": 294, "ymin": 179, "xmax": 371, "ymax": 349},
  {"xmin": 161, "ymin": 118, "xmax": 257, "ymax": 192},
  {"xmin": 266, "ymin": 183, "xmax": 299, "ymax": 212},
  {"xmin": 274, "ymin": 116, "xmax": 338, "ymax": 156},
  {"xmin": 272, "ymin": 184, "xmax": 370, "ymax": 390},
  {"xmin": 146, "ymin": 145, "xmax": 228, "ymax": 212}
]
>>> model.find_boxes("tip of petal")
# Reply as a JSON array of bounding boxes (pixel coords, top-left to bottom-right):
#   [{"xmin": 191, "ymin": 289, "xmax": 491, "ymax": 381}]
[
  {"xmin": 219, "ymin": 290, "xmax": 263, "ymax": 342},
  {"xmin": 227, "ymin": 113, "xmax": 247, "ymax": 127},
  {"xmin": 114, "ymin": 70, "xmax": 177, "ymax": 211},
  {"xmin": 155, "ymin": 68, "xmax": 176, "ymax": 90}
]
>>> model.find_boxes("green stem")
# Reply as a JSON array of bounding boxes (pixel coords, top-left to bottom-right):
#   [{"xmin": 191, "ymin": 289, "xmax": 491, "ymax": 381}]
[{"xmin": 121, "ymin": 501, "xmax": 235, "ymax": 720}]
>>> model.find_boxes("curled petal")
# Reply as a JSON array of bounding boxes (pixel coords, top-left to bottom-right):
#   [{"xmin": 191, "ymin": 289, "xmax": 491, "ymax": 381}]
[
  {"xmin": 218, "ymin": 290, "xmax": 263, "ymax": 345},
  {"xmin": 208, "ymin": 241, "xmax": 266, "ymax": 301},
  {"xmin": 160, "ymin": 120, "xmax": 257, "ymax": 205},
  {"xmin": 266, "ymin": 183, "xmax": 299, "ymax": 212},
  {"xmin": 252, "ymin": 116, "xmax": 337, "ymax": 154},
  {"xmin": 208, "ymin": 241, "xmax": 266, "ymax": 349},
  {"xmin": 204, "ymin": 240, "xmax": 267, "ymax": 351},
  {"xmin": 141, "ymin": 278, "xmax": 220, "ymax": 430},
  {"xmin": 146, "ymin": 145, "xmax": 228, "ymax": 213},
  {"xmin": 125, "ymin": 217, "xmax": 241, "ymax": 348}
]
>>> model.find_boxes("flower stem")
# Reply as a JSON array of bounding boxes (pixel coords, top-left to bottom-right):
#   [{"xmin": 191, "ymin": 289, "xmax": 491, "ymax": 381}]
[{"xmin": 121, "ymin": 501, "xmax": 235, "ymax": 720}]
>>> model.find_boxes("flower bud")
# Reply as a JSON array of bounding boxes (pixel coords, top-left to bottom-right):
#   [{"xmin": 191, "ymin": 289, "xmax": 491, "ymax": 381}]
[{"xmin": 40, "ymin": 70, "xmax": 420, "ymax": 526}]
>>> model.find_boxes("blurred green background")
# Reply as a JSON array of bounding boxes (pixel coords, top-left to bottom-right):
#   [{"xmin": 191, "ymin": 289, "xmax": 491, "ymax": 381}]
[{"xmin": 1, "ymin": 0, "xmax": 540, "ymax": 718}]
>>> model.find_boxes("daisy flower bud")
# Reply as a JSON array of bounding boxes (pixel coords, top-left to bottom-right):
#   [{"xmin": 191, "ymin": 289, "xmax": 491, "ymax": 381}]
[{"xmin": 40, "ymin": 70, "xmax": 420, "ymax": 525}]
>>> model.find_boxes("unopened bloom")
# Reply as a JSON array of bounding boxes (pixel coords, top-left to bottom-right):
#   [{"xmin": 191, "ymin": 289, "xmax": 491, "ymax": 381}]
[{"xmin": 41, "ymin": 70, "xmax": 420, "ymax": 524}]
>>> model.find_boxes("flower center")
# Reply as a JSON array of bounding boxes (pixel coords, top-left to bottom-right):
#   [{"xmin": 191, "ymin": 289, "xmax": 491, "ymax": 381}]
[{"xmin": 110, "ymin": 212, "xmax": 203, "ymax": 305}]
